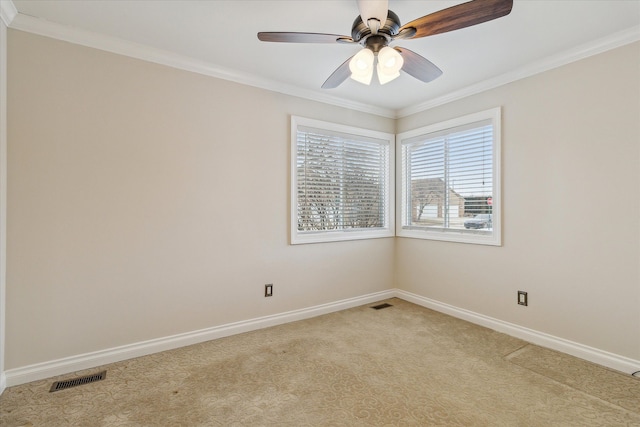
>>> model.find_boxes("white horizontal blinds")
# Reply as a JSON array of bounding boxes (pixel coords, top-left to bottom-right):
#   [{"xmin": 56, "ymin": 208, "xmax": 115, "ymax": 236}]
[
  {"xmin": 297, "ymin": 126, "xmax": 388, "ymax": 232},
  {"xmin": 449, "ymin": 120, "xmax": 493, "ymax": 225},
  {"xmin": 403, "ymin": 119, "xmax": 493, "ymax": 232},
  {"xmin": 404, "ymin": 136, "xmax": 446, "ymax": 228}
]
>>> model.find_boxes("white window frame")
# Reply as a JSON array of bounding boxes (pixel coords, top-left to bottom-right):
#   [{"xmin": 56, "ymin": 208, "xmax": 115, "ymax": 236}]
[
  {"xmin": 291, "ymin": 116, "xmax": 395, "ymax": 245},
  {"xmin": 396, "ymin": 107, "xmax": 502, "ymax": 246}
]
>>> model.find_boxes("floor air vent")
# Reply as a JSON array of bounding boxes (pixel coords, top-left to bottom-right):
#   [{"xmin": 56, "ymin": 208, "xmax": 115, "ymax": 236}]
[
  {"xmin": 50, "ymin": 371, "xmax": 106, "ymax": 392},
  {"xmin": 371, "ymin": 303, "xmax": 393, "ymax": 310}
]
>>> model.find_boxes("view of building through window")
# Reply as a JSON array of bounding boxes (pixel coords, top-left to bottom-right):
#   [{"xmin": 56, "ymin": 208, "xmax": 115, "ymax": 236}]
[
  {"xmin": 403, "ymin": 120, "xmax": 493, "ymax": 232},
  {"xmin": 398, "ymin": 108, "xmax": 501, "ymax": 246}
]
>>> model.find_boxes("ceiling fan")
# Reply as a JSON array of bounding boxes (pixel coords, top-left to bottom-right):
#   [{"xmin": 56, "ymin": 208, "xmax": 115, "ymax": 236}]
[{"xmin": 257, "ymin": 0, "xmax": 513, "ymax": 88}]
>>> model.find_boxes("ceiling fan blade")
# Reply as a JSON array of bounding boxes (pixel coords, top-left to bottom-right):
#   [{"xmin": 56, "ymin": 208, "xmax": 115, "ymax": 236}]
[
  {"xmin": 258, "ymin": 32, "xmax": 354, "ymax": 43},
  {"xmin": 395, "ymin": 47, "xmax": 443, "ymax": 83},
  {"xmin": 399, "ymin": 0, "xmax": 513, "ymax": 39},
  {"xmin": 322, "ymin": 55, "xmax": 355, "ymax": 89}
]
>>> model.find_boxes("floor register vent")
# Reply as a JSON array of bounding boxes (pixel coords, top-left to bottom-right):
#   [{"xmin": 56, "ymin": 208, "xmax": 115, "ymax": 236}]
[
  {"xmin": 50, "ymin": 371, "xmax": 107, "ymax": 392},
  {"xmin": 371, "ymin": 303, "xmax": 393, "ymax": 310}
]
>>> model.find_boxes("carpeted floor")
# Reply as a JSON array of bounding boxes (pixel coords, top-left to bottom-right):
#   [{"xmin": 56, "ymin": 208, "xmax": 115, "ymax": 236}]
[{"xmin": 1, "ymin": 298, "xmax": 639, "ymax": 426}]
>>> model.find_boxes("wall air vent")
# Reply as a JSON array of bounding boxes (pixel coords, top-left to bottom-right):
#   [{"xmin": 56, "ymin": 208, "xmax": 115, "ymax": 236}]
[{"xmin": 50, "ymin": 371, "xmax": 107, "ymax": 392}]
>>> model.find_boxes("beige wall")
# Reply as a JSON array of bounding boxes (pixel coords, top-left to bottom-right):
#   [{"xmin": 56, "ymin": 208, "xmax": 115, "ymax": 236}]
[
  {"xmin": 1, "ymin": 16, "xmax": 8, "ymax": 391},
  {"xmin": 397, "ymin": 42, "xmax": 640, "ymax": 360},
  {"xmin": 6, "ymin": 30, "xmax": 395, "ymax": 368},
  {"xmin": 5, "ymin": 28, "xmax": 639, "ymax": 373}
]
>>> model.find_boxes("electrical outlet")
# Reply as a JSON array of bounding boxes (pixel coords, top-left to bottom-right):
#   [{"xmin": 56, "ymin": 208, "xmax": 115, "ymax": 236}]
[
  {"xmin": 517, "ymin": 291, "xmax": 528, "ymax": 306},
  {"xmin": 265, "ymin": 284, "xmax": 273, "ymax": 297}
]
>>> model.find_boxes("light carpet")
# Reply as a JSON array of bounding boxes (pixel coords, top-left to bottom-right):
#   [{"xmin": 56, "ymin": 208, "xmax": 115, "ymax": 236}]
[{"xmin": 1, "ymin": 298, "xmax": 639, "ymax": 426}]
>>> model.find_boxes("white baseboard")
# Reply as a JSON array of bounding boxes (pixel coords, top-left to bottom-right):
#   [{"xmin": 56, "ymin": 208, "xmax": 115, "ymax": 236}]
[
  {"xmin": 4, "ymin": 288, "xmax": 638, "ymax": 388},
  {"xmin": 396, "ymin": 289, "xmax": 640, "ymax": 375},
  {"xmin": 4, "ymin": 290, "xmax": 395, "ymax": 387}
]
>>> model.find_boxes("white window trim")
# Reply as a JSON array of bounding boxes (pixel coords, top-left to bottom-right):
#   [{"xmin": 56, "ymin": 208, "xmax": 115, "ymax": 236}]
[
  {"xmin": 291, "ymin": 116, "xmax": 395, "ymax": 245},
  {"xmin": 396, "ymin": 107, "xmax": 502, "ymax": 246}
]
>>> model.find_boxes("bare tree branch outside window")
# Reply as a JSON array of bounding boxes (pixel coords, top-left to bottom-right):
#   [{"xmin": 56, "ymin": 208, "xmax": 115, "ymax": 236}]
[{"xmin": 297, "ymin": 129, "xmax": 388, "ymax": 232}]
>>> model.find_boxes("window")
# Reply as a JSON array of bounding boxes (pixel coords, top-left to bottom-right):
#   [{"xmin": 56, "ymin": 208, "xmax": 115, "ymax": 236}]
[
  {"xmin": 397, "ymin": 108, "xmax": 501, "ymax": 245},
  {"xmin": 291, "ymin": 116, "xmax": 394, "ymax": 244}
]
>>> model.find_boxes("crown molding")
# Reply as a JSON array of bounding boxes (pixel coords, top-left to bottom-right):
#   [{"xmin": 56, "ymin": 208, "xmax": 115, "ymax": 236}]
[
  {"xmin": 397, "ymin": 25, "xmax": 640, "ymax": 118},
  {"xmin": 0, "ymin": 0, "xmax": 17, "ymax": 27},
  {"xmin": 4, "ymin": 7, "xmax": 638, "ymax": 120},
  {"xmin": 7, "ymin": 12, "xmax": 396, "ymax": 119}
]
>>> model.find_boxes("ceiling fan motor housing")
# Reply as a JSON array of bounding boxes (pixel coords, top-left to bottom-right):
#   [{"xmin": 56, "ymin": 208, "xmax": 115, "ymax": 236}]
[{"xmin": 351, "ymin": 10, "xmax": 401, "ymax": 52}]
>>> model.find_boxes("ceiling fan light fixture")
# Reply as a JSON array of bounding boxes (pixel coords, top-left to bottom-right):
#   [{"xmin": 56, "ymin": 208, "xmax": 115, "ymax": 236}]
[
  {"xmin": 376, "ymin": 46, "xmax": 403, "ymax": 85},
  {"xmin": 349, "ymin": 48, "xmax": 374, "ymax": 85},
  {"xmin": 378, "ymin": 46, "xmax": 403, "ymax": 74},
  {"xmin": 377, "ymin": 67, "xmax": 400, "ymax": 85}
]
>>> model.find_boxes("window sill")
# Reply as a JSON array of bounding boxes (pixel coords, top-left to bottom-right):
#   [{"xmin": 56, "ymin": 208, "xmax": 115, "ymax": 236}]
[
  {"xmin": 396, "ymin": 227, "xmax": 502, "ymax": 246},
  {"xmin": 291, "ymin": 228, "xmax": 395, "ymax": 245}
]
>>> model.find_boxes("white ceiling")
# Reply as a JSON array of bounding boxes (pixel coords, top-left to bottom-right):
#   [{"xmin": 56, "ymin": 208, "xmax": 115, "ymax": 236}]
[{"xmin": 7, "ymin": 0, "xmax": 640, "ymax": 117}]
